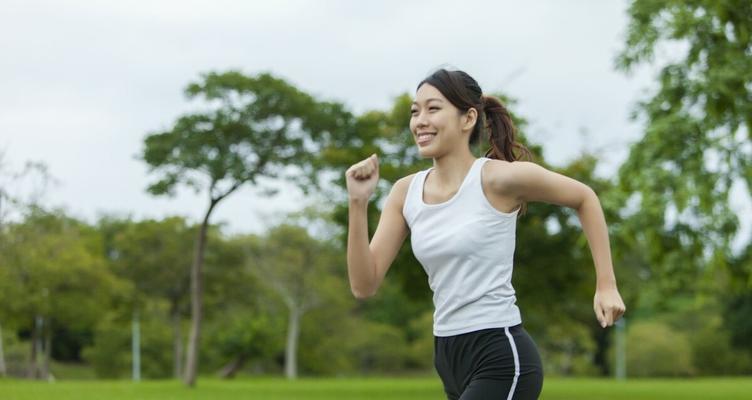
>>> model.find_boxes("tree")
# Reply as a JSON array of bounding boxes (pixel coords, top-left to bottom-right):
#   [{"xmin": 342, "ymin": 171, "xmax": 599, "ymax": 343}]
[
  {"xmin": 247, "ymin": 224, "xmax": 343, "ymax": 379},
  {"xmin": 615, "ymin": 0, "xmax": 752, "ymax": 371},
  {"xmin": 615, "ymin": 0, "xmax": 750, "ymax": 298},
  {"xmin": 0, "ymin": 209, "xmax": 123, "ymax": 379},
  {"xmin": 722, "ymin": 243, "xmax": 752, "ymax": 353},
  {"xmin": 0, "ymin": 156, "xmax": 60, "ymax": 378},
  {"xmin": 141, "ymin": 70, "xmax": 351, "ymax": 386},
  {"xmin": 104, "ymin": 216, "xmax": 193, "ymax": 379},
  {"xmin": 200, "ymin": 229, "xmax": 269, "ymax": 377}
]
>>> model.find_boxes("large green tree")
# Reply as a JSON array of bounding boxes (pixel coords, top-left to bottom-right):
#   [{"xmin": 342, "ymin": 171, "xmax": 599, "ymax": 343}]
[
  {"xmin": 86, "ymin": 217, "xmax": 251, "ymax": 379},
  {"xmin": 616, "ymin": 0, "xmax": 751, "ymax": 329},
  {"xmin": 0, "ymin": 209, "xmax": 123, "ymax": 379},
  {"xmin": 0, "ymin": 156, "xmax": 57, "ymax": 378},
  {"xmin": 141, "ymin": 70, "xmax": 352, "ymax": 386}
]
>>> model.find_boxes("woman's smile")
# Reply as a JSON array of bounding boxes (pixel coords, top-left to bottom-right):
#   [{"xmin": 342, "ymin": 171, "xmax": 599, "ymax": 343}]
[{"xmin": 417, "ymin": 131, "xmax": 437, "ymax": 146}]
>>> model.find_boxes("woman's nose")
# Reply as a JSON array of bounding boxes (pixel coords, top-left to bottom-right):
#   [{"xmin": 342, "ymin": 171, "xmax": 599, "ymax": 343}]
[{"xmin": 415, "ymin": 112, "xmax": 428, "ymax": 127}]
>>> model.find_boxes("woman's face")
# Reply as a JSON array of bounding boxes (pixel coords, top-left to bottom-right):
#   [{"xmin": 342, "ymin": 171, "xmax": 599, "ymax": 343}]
[{"xmin": 409, "ymin": 83, "xmax": 473, "ymax": 158}]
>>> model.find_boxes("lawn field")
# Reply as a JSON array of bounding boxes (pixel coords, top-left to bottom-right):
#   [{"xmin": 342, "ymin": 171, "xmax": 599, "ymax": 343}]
[{"xmin": 1, "ymin": 377, "xmax": 751, "ymax": 400}]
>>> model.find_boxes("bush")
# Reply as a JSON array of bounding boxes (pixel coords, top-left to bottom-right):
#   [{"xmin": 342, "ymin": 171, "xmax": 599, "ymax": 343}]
[
  {"xmin": 345, "ymin": 319, "xmax": 411, "ymax": 374},
  {"xmin": 690, "ymin": 316, "xmax": 752, "ymax": 376},
  {"xmin": 82, "ymin": 307, "xmax": 174, "ymax": 379},
  {"xmin": 539, "ymin": 321, "xmax": 599, "ymax": 376},
  {"xmin": 1, "ymin": 330, "xmax": 29, "ymax": 378},
  {"xmin": 81, "ymin": 313, "xmax": 130, "ymax": 378},
  {"xmin": 299, "ymin": 313, "xmax": 411, "ymax": 376},
  {"xmin": 405, "ymin": 311, "xmax": 434, "ymax": 371},
  {"xmin": 622, "ymin": 320, "xmax": 694, "ymax": 377},
  {"xmin": 201, "ymin": 310, "xmax": 285, "ymax": 376}
]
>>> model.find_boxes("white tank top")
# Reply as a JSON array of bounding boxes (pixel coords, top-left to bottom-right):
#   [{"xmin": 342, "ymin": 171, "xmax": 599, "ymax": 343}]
[{"xmin": 402, "ymin": 157, "xmax": 522, "ymax": 337}]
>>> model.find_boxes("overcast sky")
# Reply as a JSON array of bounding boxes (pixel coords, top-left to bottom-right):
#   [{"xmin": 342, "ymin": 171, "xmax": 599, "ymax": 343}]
[{"xmin": 1, "ymin": 0, "xmax": 750, "ymax": 248}]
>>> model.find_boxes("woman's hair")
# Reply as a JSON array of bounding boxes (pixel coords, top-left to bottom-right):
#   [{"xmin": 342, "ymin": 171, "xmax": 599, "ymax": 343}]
[
  {"xmin": 417, "ymin": 68, "xmax": 532, "ymax": 163},
  {"xmin": 417, "ymin": 68, "xmax": 533, "ymax": 215}
]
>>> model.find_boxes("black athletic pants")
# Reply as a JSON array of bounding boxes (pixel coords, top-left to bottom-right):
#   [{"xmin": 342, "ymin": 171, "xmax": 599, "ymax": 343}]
[{"xmin": 434, "ymin": 324, "xmax": 543, "ymax": 400}]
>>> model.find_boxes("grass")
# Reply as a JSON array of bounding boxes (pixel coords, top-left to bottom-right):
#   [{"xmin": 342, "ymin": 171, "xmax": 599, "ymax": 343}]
[
  {"xmin": 1, "ymin": 376, "xmax": 751, "ymax": 399},
  {"xmin": 48, "ymin": 361, "xmax": 98, "ymax": 380}
]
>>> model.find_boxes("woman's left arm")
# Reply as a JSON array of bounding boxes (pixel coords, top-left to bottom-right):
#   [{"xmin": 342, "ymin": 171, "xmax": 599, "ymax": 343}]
[{"xmin": 490, "ymin": 160, "xmax": 626, "ymax": 328}]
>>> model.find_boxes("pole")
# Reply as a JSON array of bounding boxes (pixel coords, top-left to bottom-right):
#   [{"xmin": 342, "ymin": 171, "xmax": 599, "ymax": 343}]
[
  {"xmin": 614, "ymin": 317, "xmax": 626, "ymax": 380},
  {"xmin": 132, "ymin": 309, "xmax": 141, "ymax": 382}
]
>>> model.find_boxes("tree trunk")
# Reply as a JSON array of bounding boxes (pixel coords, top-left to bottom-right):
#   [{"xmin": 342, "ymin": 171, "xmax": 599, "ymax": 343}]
[
  {"xmin": 27, "ymin": 322, "xmax": 36, "ymax": 379},
  {"xmin": 172, "ymin": 309, "xmax": 183, "ymax": 379},
  {"xmin": 27, "ymin": 315, "xmax": 42, "ymax": 379},
  {"xmin": 218, "ymin": 355, "xmax": 245, "ymax": 379},
  {"xmin": 42, "ymin": 323, "xmax": 52, "ymax": 381},
  {"xmin": 593, "ymin": 325, "xmax": 611, "ymax": 375},
  {"xmin": 285, "ymin": 307, "xmax": 302, "ymax": 380},
  {"xmin": 0, "ymin": 321, "xmax": 7, "ymax": 377},
  {"xmin": 183, "ymin": 202, "xmax": 215, "ymax": 387}
]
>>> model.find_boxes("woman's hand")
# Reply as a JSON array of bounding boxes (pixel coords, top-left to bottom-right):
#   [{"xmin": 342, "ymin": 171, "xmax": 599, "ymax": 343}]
[
  {"xmin": 594, "ymin": 285, "xmax": 626, "ymax": 328},
  {"xmin": 345, "ymin": 154, "xmax": 380, "ymax": 202}
]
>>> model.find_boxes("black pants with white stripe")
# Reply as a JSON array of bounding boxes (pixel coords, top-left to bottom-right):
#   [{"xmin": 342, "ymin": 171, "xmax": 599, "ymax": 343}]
[{"xmin": 434, "ymin": 324, "xmax": 543, "ymax": 400}]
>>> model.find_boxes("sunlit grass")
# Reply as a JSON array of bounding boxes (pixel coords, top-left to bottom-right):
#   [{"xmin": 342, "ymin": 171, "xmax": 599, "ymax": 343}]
[{"xmin": 1, "ymin": 376, "xmax": 751, "ymax": 400}]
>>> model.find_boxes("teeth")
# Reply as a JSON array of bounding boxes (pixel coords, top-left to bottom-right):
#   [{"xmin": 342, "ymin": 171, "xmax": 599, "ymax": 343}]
[{"xmin": 417, "ymin": 133, "xmax": 435, "ymax": 144}]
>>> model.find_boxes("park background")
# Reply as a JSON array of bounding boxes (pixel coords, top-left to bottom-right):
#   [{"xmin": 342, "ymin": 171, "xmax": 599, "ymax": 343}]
[{"xmin": 1, "ymin": 0, "xmax": 751, "ymax": 398}]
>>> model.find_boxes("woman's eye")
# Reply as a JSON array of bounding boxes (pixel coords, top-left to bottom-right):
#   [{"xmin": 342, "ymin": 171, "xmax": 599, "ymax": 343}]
[
  {"xmin": 429, "ymin": 107, "xmax": 440, "ymax": 111},
  {"xmin": 410, "ymin": 109, "xmax": 418, "ymax": 114}
]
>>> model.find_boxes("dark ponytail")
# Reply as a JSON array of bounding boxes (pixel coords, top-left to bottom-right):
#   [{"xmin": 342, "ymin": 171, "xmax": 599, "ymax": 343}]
[
  {"xmin": 418, "ymin": 68, "xmax": 533, "ymax": 215},
  {"xmin": 481, "ymin": 95, "xmax": 532, "ymax": 163}
]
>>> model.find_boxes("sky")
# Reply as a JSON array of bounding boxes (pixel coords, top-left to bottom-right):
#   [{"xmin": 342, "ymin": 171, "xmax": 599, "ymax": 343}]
[{"xmin": 1, "ymin": 0, "xmax": 750, "ymax": 249}]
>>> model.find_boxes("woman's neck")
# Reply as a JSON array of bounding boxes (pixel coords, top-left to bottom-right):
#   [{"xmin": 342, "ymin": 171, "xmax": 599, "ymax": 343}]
[{"xmin": 430, "ymin": 151, "xmax": 477, "ymax": 188}]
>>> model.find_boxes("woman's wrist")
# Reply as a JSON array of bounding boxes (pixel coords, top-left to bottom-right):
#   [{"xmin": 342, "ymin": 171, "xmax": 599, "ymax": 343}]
[
  {"xmin": 349, "ymin": 196, "xmax": 370, "ymax": 206},
  {"xmin": 596, "ymin": 276, "xmax": 618, "ymax": 290}
]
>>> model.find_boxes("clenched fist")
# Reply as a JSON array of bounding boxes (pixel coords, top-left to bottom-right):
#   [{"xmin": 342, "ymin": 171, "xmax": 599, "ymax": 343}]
[
  {"xmin": 594, "ymin": 286, "xmax": 626, "ymax": 328},
  {"xmin": 345, "ymin": 154, "xmax": 379, "ymax": 202}
]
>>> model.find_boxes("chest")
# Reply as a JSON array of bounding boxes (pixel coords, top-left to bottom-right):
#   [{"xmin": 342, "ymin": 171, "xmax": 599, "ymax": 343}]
[{"xmin": 422, "ymin": 165, "xmax": 520, "ymax": 214}]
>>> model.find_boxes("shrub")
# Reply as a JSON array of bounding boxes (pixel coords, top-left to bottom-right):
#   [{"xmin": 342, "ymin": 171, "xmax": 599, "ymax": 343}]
[
  {"xmin": 623, "ymin": 320, "xmax": 694, "ymax": 377},
  {"xmin": 690, "ymin": 316, "xmax": 752, "ymax": 376}
]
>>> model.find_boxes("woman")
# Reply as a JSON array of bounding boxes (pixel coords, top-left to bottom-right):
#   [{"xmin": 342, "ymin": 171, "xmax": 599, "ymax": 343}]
[{"xmin": 345, "ymin": 68, "xmax": 625, "ymax": 400}]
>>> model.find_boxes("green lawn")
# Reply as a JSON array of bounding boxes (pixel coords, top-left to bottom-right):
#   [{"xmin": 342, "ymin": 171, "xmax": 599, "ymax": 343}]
[{"xmin": 0, "ymin": 377, "xmax": 751, "ymax": 399}]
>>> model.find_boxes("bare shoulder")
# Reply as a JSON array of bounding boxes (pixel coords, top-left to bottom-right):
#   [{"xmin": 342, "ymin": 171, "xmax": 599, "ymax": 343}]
[
  {"xmin": 481, "ymin": 159, "xmax": 531, "ymax": 193},
  {"xmin": 377, "ymin": 174, "xmax": 417, "ymax": 228},
  {"xmin": 484, "ymin": 159, "xmax": 592, "ymax": 207},
  {"xmin": 389, "ymin": 173, "xmax": 418, "ymax": 205},
  {"xmin": 483, "ymin": 160, "xmax": 544, "ymax": 186}
]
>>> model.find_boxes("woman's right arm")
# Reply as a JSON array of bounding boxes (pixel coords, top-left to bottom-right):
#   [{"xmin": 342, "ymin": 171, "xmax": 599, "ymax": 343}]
[{"xmin": 345, "ymin": 154, "xmax": 410, "ymax": 299}]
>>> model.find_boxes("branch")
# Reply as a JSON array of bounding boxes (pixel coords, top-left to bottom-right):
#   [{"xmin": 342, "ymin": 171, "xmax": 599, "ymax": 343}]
[{"xmin": 210, "ymin": 180, "xmax": 245, "ymax": 205}]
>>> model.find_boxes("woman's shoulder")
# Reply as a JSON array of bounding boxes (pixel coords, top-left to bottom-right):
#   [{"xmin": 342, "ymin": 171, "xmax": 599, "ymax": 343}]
[
  {"xmin": 393, "ymin": 172, "xmax": 419, "ymax": 193},
  {"xmin": 384, "ymin": 172, "xmax": 420, "ymax": 206},
  {"xmin": 481, "ymin": 158, "xmax": 539, "ymax": 195}
]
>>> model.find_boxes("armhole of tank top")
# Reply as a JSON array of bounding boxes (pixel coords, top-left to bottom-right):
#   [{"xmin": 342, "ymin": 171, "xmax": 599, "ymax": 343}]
[
  {"xmin": 401, "ymin": 172, "xmax": 422, "ymax": 227},
  {"xmin": 477, "ymin": 158, "xmax": 522, "ymax": 218}
]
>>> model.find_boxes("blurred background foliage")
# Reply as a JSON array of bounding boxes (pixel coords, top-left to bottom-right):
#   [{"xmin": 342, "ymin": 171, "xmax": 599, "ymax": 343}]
[{"xmin": 0, "ymin": 0, "xmax": 751, "ymax": 382}]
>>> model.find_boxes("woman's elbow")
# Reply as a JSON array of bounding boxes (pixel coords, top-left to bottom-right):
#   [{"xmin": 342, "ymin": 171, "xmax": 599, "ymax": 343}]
[{"xmin": 576, "ymin": 185, "xmax": 599, "ymax": 210}]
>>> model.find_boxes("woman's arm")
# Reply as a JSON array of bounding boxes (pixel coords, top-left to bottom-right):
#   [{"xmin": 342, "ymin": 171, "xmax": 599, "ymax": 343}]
[
  {"xmin": 347, "ymin": 183, "xmax": 410, "ymax": 298},
  {"xmin": 487, "ymin": 160, "xmax": 626, "ymax": 327},
  {"xmin": 345, "ymin": 155, "xmax": 410, "ymax": 299}
]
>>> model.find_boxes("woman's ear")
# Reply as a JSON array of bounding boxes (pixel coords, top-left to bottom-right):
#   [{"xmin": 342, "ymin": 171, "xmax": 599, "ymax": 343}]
[{"xmin": 462, "ymin": 108, "xmax": 478, "ymax": 132}]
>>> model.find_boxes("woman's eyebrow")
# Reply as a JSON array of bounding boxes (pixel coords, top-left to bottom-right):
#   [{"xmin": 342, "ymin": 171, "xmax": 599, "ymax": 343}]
[{"xmin": 411, "ymin": 98, "xmax": 444, "ymax": 105}]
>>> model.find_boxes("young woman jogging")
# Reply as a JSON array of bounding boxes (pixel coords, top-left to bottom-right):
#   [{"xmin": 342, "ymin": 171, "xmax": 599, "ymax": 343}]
[{"xmin": 345, "ymin": 68, "xmax": 625, "ymax": 400}]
